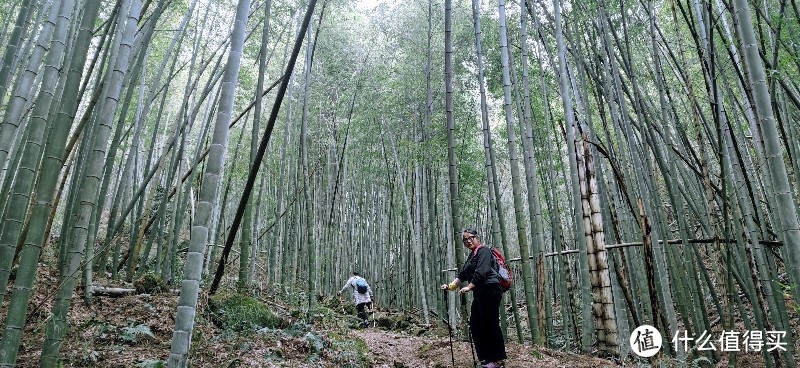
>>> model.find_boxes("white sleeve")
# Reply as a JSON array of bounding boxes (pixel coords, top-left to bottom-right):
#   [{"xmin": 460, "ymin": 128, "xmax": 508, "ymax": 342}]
[{"xmin": 339, "ymin": 276, "xmax": 354, "ymax": 293}]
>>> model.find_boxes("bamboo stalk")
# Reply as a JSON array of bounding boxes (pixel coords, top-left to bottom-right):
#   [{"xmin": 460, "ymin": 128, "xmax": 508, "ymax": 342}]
[{"xmin": 503, "ymin": 238, "xmax": 782, "ymax": 262}]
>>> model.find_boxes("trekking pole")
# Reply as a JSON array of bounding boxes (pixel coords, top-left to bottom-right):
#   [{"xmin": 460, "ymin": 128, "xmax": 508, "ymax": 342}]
[
  {"xmin": 371, "ymin": 301, "xmax": 376, "ymax": 327},
  {"xmin": 461, "ymin": 293, "xmax": 478, "ymax": 368},
  {"xmin": 443, "ymin": 289, "xmax": 455, "ymax": 367}
]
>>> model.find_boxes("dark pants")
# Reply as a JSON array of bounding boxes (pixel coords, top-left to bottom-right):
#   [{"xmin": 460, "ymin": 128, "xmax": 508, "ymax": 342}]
[
  {"xmin": 470, "ymin": 284, "xmax": 507, "ymax": 363},
  {"xmin": 356, "ymin": 302, "xmax": 370, "ymax": 323}
]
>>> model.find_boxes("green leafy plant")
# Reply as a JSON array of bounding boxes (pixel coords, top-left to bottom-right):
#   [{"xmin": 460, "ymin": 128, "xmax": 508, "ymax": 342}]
[
  {"xmin": 263, "ymin": 348, "xmax": 284, "ymax": 362},
  {"xmin": 135, "ymin": 359, "xmax": 165, "ymax": 368},
  {"xmin": 775, "ymin": 280, "xmax": 793, "ymax": 293},
  {"xmin": 691, "ymin": 356, "xmax": 712, "ymax": 368},
  {"xmin": 208, "ymin": 292, "xmax": 281, "ymax": 332},
  {"xmin": 120, "ymin": 324, "xmax": 155, "ymax": 343},
  {"xmin": 529, "ymin": 350, "xmax": 544, "ymax": 359},
  {"xmin": 328, "ymin": 332, "xmax": 369, "ymax": 367},
  {"xmin": 78, "ymin": 347, "xmax": 100, "ymax": 365},
  {"xmin": 776, "ymin": 280, "xmax": 799, "ymax": 312},
  {"xmin": 304, "ymin": 331, "xmax": 325, "ymax": 354},
  {"xmin": 134, "ymin": 273, "xmax": 168, "ymax": 294},
  {"xmin": 285, "ymin": 321, "xmax": 313, "ymax": 337}
]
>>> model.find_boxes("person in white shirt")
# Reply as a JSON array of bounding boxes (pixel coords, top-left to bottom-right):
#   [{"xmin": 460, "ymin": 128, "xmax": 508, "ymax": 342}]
[{"xmin": 338, "ymin": 271, "xmax": 373, "ymax": 327}]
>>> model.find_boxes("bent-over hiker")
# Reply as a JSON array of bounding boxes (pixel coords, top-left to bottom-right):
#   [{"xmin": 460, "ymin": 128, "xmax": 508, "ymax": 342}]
[{"xmin": 338, "ymin": 271, "xmax": 373, "ymax": 327}]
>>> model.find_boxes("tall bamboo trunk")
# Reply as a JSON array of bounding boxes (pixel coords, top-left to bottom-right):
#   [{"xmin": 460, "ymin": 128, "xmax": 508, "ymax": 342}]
[
  {"xmin": 40, "ymin": 0, "xmax": 141, "ymax": 364},
  {"xmin": 0, "ymin": 0, "xmax": 78, "ymax": 363},
  {"xmin": 519, "ymin": 0, "xmax": 549, "ymax": 343},
  {"xmin": 576, "ymin": 133, "xmax": 618, "ymax": 356},
  {"xmin": 167, "ymin": 0, "xmax": 250, "ymax": 364},
  {"xmin": 472, "ymin": 0, "xmax": 524, "ymax": 341},
  {"xmin": 552, "ymin": 0, "xmax": 594, "ymax": 351},
  {"xmin": 443, "ymin": 0, "xmax": 466, "ymax": 337},
  {"xmin": 0, "ymin": 0, "xmax": 72, "ymax": 302},
  {"xmin": 498, "ymin": 0, "xmax": 540, "ymax": 343},
  {"xmin": 0, "ymin": 0, "xmax": 35, "ymax": 141},
  {"xmin": 732, "ymin": 0, "xmax": 800, "ymax": 309},
  {"xmin": 299, "ymin": 17, "xmax": 318, "ymax": 313}
]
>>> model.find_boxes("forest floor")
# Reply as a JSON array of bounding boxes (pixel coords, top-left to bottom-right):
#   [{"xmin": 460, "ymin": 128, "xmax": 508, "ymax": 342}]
[
  {"xmin": 8, "ymin": 267, "xmax": 797, "ymax": 367},
  {"xmin": 351, "ymin": 328, "xmax": 619, "ymax": 367},
  {"xmin": 11, "ymin": 267, "xmax": 620, "ymax": 367}
]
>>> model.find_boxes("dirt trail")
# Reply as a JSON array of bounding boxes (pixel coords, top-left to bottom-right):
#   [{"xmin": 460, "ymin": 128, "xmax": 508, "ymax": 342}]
[
  {"xmin": 12, "ymin": 267, "xmax": 625, "ymax": 367},
  {"xmin": 353, "ymin": 329, "xmax": 621, "ymax": 367}
]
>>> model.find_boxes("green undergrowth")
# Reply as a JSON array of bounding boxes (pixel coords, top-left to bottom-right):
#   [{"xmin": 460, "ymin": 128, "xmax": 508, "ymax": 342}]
[
  {"xmin": 208, "ymin": 292, "xmax": 282, "ymax": 332},
  {"xmin": 254, "ymin": 320, "xmax": 369, "ymax": 366},
  {"xmin": 327, "ymin": 331, "xmax": 371, "ymax": 367},
  {"xmin": 203, "ymin": 290, "xmax": 370, "ymax": 365},
  {"xmin": 134, "ymin": 273, "xmax": 169, "ymax": 294},
  {"xmin": 63, "ymin": 283, "xmax": 396, "ymax": 366}
]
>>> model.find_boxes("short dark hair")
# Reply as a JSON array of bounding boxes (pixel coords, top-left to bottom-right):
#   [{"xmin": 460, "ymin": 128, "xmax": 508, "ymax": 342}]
[
  {"xmin": 462, "ymin": 228, "xmax": 479, "ymax": 237},
  {"xmin": 352, "ymin": 271, "xmax": 360, "ymax": 276}
]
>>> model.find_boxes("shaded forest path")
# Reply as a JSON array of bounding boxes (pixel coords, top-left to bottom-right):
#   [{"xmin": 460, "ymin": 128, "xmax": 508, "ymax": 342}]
[
  {"xmin": 353, "ymin": 329, "xmax": 620, "ymax": 367},
  {"xmin": 14, "ymin": 267, "xmax": 623, "ymax": 367},
  {"xmin": 14, "ymin": 268, "xmax": 618, "ymax": 368}
]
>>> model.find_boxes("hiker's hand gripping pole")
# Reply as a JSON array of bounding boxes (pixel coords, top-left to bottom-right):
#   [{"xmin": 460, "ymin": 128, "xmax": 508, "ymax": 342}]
[
  {"xmin": 440, "ymin": 277, "xmax": 461, "ymax": 291},
  {"xmin": 440, "ymin": 278, "xmax": 474, "ymax": 294}
]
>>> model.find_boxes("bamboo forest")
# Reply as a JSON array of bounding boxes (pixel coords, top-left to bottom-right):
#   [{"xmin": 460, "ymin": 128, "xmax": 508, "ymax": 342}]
[{"xmin": 0, "ymin": 0, "xmax": 799, "ymax": 366}]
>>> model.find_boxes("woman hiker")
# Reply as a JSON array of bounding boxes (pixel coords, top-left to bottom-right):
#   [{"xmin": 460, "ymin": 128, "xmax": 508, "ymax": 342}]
[{"xmin": 441, "ymin": 228, "xmax": 507, "ymax": 368}]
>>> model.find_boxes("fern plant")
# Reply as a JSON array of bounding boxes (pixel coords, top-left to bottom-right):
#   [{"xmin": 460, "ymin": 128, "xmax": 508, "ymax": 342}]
[
  {"xmin": 775, "ymin": 280, "xmax": 799, "ymax": 312},
  {"xmin": 120, "ymin": 324, "xmax": 155, "ymax": 343},
  {"xmin": 135, "ymin": 359, "xmax": 165, "ymax": 368},
  {"xmin": 691, "ymin": 356, "xmax": 712, "ymax": 368}
]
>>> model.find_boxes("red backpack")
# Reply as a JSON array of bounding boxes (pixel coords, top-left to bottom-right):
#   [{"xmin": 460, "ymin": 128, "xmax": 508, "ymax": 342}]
[{"xmin": 489, "ymin": 247, "xmax": 513, "ymax": 291}]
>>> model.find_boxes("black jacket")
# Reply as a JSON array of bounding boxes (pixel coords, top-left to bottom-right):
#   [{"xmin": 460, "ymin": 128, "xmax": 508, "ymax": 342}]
[{"xmin": 457, "ymin": 245, "xmax": 499, "ymax": 290}]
